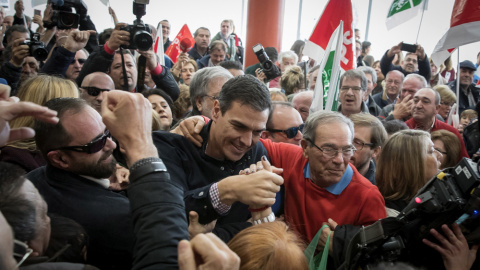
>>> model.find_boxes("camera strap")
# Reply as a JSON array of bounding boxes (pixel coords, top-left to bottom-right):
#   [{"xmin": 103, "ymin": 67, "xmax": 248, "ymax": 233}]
[
  {"xmin": 119, "ymin": 49, "xmax": 129, "ymax": 92},
  {"xmin": 136, "ymin": 55, "xmax": 147, "ymax": 93}
]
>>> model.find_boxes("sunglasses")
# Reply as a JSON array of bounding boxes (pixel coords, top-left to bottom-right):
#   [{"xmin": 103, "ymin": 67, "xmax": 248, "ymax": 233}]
[
  {"xmin": 267, "ymin": 124, "xmax": 304, "ymax": 139},
  {"xmin": 81, "ymin": 86, "xmax": 110, "ymax": 97},
  {"xmin": 71, "ymin": 58, "xmax": 87, "ymax": 65},
  {"xmin": 51, "ymin": 130, "xmax": 111, "ymax": 154}
]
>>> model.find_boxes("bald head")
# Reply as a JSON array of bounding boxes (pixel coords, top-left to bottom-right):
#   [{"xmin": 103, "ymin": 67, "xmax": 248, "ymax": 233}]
[
  {"xmin": 79, "ymin": 72, "xmax": 115, "ymax": 113},
  {"xmin": 292, "ymin": 91, "xmax": 314, "ymax": 122},
  {"xmin": 412, "ymin": 88, "xmax": 440, "ymax": 125}
]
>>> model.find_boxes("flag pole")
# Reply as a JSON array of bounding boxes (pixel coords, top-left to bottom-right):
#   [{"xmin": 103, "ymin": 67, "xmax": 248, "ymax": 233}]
[
  {"xmin": 296, "ymin": 0, "xmax": 303, "ymax": 40},
  {"xmin": 364, "ymin": 0, "xmax": 372, "ymax": 41},
  {"xmin": 415, "ymin": 0, "xmax": 427, "ymax": 44}
]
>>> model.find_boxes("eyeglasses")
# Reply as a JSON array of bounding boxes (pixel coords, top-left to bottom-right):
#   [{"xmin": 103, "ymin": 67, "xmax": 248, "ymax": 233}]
[
  {"xmin": 340, "ymin": 86, "xmax": 363, "ymax": 92},
  {"xmin": 71, "ymin": 58, "xmax": 86, "ymax": 65},
  {"xmin": 440, "ymin": 101, "xmax": 454, "ymax": 107},
  {"xmin": 14, "ymin": 240, "xmax": 33, "ymax": 267},
  {"xmin": 50, "ymin": 130, "xmax": 111, "ymax": 154},
  {"xmin": 306, "ymin": 138, "xmax": 356, "ymax": 159},
  {"xmin": 203, "ymin": 95, "xmax": 218, "ymax": 100},
  {"xmin": 386, "ymin": 79, "xmax": 401, "ymax": 85},
  {"xmin": 267, "ymin": 124, "xmax": 304, "ymax": 139},
  {"xmin": 353, "ymin": 139, "xmax": 374, "ymax": 150},
  {"xmin": 80, "ymin": 86, "xmax": 110, "ymax": 97},
  {"xmin": 434, "ymin": 148, "xmax": 447, "ymax": 155}
]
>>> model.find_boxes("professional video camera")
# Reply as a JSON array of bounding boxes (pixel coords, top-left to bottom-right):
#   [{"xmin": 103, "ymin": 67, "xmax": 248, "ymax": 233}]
[
  {"xmin": 48, "ymin": 0, "xmax": 87, "ymax": 30},
  {"xmin": 253, "ymin": 43, "xmax": 281, "ymax": 83},
  {"xmin": 21, "ymin": 33, "xmax": 48, "ymax": 61},
  {"xmin": 342, "ymin": 158, "xmax": 480, "ymax": 270},
  {"xmin": 120, "ymin": 0, "xmax": 152, "ymax": 51}
]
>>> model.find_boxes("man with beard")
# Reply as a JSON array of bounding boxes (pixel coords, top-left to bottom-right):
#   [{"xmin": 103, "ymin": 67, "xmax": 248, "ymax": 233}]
[
  {"xmin": 349, "ymin": 113, "xmax": 387, "ymax": 184},
  {"xmin": 27, "ymin": 98, "xmax": 133, "ymax": 270},
  {"xmin": 380, "ymin": 42, "xmax": 431, "ymax": 82}
]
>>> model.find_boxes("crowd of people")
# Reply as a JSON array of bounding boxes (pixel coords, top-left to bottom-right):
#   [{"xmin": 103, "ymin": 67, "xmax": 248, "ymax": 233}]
[{"xmin": 0, "ymin": 1, "xmax": 479, "ymax": 269}]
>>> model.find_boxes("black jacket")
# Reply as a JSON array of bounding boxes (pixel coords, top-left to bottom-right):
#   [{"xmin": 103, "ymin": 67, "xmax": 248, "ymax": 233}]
[
  {"xmin": 447, "ymin": 80, "xmax": 480, "ymax": 115},
  {"xmin": 128, "ymin": 159, "xmax": 188, "ymax": 270},
  {"xmin": 380, "ymin": 50, "xmax": 431, "ymax": 82},
  {"xmin": 27, "ymin": 165, "xmax": 133, "ymax": 270},
  {"xmin": 152, "ymin": 122, "xmax": 268, "ymax": 242},
  {"xmin": 41, "ymin": 47, "xmax": 76, "ymax": 78}
]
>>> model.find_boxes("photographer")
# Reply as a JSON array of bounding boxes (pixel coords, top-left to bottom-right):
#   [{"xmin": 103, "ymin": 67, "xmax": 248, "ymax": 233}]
[
  {"xmin": 77, "ymin": 23, "xmax": 179, "ymax": 101},
  {"xmin": 380, "ymin": 41, "xmax": 431, "ymax": 82}
]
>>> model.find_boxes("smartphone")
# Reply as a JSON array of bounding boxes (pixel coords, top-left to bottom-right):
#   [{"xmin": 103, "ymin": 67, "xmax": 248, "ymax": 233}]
[
  {"xmin": 401, "ymin": 43, "xmax": 417, "ymax": 53},
  {"xmin": 34, "ymin": 9, "xmax": 41, "ymax": 16}
]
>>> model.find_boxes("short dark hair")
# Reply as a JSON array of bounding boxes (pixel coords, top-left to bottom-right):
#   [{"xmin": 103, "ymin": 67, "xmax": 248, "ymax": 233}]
[
  {"xmin": 194, "ymin": 27, "xmax": 210, "ymax": 38},
  {"xmin": 265, "ymin": 47, "xmax": 278, "ymax": 63},
  {"xmin": 0, "ymin": 162, "xmax": 36, "ymax": 243},
  {"xmin": 382, "ymin": 119, "xmax": 408, "ymax": 136},
  {"xmin": 6, "ymin": 24, "xmax": 29, "ymax": 44},
  {"xmin": 34, "ymin": 98, "xmax": 88, "ymax": 161},
  {"xmin": 218, "ymin": 61, "xmax": 243, "ymax": 71},
  {"xmin": 98, "ymin": 28, "xmax": 113, "ymax": 45},
  {"xmin": 142, "ymin": 88, "xmax": 173, "ymax": 108},
  {"xmin": 362, "ymin": 41, "xmax": 371, "ymax": 53},
  {"xmin": 218, "ymin": 75, "xmax": 271, "ymax": 115}
]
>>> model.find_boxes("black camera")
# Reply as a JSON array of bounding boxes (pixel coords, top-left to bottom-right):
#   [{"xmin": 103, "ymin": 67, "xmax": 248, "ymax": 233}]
[
  {"xmin": 342, "ymin": 158, "xmax": 480, "ymax": 270},
  {"xmin": 253, "ymin": 43, "xmax": 281, "ymax": 83},
  {"xmin": 21, "ymin": 33, "xmax": 48, "ymax": 61},
  {"xmin": 48, "ymin": 0, "xmax": 87, "ymax": 30},
  {"xmin": 120, "ymin": 1, "xmax": 152, "ymax": 51}
]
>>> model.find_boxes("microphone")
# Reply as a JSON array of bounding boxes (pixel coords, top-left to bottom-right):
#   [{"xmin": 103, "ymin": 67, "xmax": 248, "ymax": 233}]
[{"xmin": 179, "ymin": 38, "xmax": 193, "ymax": 53}]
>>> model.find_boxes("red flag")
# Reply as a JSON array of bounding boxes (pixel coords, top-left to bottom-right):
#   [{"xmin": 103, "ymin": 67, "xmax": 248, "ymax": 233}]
[
  {"xmin": 431, "ymin": 0, "xmax": 480, "ymax": 66},
  {"xmin": 303, "ymin": 0, "xmax": 354, "ymax": 71},
  {"xmin": 165, "ymin": 24, "xmax": 194, "ymax": 64}
]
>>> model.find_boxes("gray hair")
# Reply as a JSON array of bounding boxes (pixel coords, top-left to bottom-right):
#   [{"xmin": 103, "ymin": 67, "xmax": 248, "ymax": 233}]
[
  {"xmin": 189, "ymin": 66, "xmax": 233, "ymax": 109},
  {"xmin": 404, "ymin": 73, "xmax": 428, "ymax": 88},
  {"xmin": 194, "ymin": 27, "xmax": 210, "ymax": 37},
  {"xmin": 339, "ymin": 69, "xmax": 368, "ymax": 91},
  {"xmin": 278, "ymin": 50, "xmax": 298, "ymax": 64},
  {"xmin": 303, "ymin": 111, "xmax": 354, "ymax": 143},
  {"xmin": 357, "ymin": 66, "xmax": 377, "ymax": 84}
]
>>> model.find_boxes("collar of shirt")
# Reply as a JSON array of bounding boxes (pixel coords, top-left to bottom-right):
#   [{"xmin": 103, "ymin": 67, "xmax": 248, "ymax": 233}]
[
  {"xmin": 80, "ymin": 175, "xmax": 110, "ymax": 189},
  {"xmin": 303, "ymin": 163, "xmax": 354, "ymax": 195}
]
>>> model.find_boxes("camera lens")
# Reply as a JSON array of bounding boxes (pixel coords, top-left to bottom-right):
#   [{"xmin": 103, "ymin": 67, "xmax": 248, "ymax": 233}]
[
  {"xmin": 133, "ymin": 30, "xmax": 152, "ymax": 51},
  {"xmin": 31, "ymin": 45, "xmax": 48, "ymax": 61}
]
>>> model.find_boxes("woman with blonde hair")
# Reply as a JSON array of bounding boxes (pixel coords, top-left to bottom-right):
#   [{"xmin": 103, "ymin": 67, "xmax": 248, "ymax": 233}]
[
  {"xmin": 281, "ymin": 65, "xmax": 305, "ymax": 96},
  {"xmin": 376, "ymin": 129, "xmax": 441, "ymax": 213},
  {"xmin": 431, "ymin": 130, "xmax": 461, "ymax": 169},
  {"xmin": 228, "ymin": 222, "xmax": 308, "ymax": 270},
  {"xmin": 433, "ymin": 85, "xmax": 456, "ymax": 120},
  {"xmin": 0, "ymin": 75, "xmax": 79, "ymax": 171}
]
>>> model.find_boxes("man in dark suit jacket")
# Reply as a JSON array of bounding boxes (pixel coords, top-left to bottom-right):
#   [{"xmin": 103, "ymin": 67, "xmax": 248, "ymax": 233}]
[
  {"xmin": 372, "ymin": 70, "xmax": 404, "ymax": 109},
  {"xmin": 447, "ymin": 60, "xmax": 480, "ymax": 115},
  {"xmin": 27, "ymin": 98, "xmax": 132, "ymax": 270}
]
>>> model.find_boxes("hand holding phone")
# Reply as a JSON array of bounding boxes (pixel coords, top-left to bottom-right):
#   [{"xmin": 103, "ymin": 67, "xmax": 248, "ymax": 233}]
[{"xmin": 401, "ymin": 43, "xmax": 417, "ymax": 53}]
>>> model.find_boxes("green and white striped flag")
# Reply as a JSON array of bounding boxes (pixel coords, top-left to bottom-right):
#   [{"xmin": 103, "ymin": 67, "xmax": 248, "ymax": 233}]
[
  {"xmin": 386, "ymin": 0, "xmax": 428, "ymax": 30},
  {"xmin": 310, "ymin": 21, "xmax": 344, "ymax": 113}
]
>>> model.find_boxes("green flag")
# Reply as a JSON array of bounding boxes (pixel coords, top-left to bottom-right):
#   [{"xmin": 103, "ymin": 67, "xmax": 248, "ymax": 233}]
[
  {"xmin": 310, "ymin": 21, "xmax": 344, "ymax": 113},
  {"xmin": 386, "ymin": 0, "xmax": 427, "ymax": 30}
]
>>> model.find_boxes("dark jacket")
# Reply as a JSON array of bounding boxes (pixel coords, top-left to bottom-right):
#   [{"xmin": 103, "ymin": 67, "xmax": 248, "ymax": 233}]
[
  {"xmin": 380, "ymin": 50, "xmax": 431, "ymax": 82},
  {"xmin": 188, "ymin": 44, "xmax": 208, "ymax": 61},
  {"xmin": 372, "ymin": 91, "xmax": 391, "ymax": 109},
  {"xmin": 447, "ymin": 80, "xmax": 480, "ymax": 115},
  {"xmin": 366, "ymin": 95, "xmax": 382, "ymax": 116},
  {"xmin": 76, "ymin": 45, "xmax": 179, "ymax": 101},
  {"xmin": 41, "ymin": 46, "xmax": 75, "ymax": 78},
  {"xmin": 27, "ymin": 165, "xmax": 133, "ymax": 270},
  {"xmin": 0, "ymin": 61, "xmax": 21, "ymax": 96},
  {"xmin": 463, "ymin": 120, "xmax": 480, "ymax": 159},
  {"xmin": 152, "ymin": 122, "xmax": 268, "ymax": 242},
  {"xmin": 128, "ymin": 158, "xmax": 188, "ymax": 270},
  {"xmin": 0, "ymin": 146, "xmax": 45, "ymax": 172},
  {"xmin": 196, "ymin": 55, "xmax": 210, "ymax": 69}
]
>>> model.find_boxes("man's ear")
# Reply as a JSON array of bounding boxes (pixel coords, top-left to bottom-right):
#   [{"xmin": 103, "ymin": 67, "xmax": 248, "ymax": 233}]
[
  {"xmin": 211, "ymin": 100, "xmax": 221, "ymax": 121},
  {"xmin": 47, "ymin": 150, "xmax": 70, "ymax": 170},
  {"xmin": 301, "ymin": 139, "xmax": 309, "ymax": 159},
  {"xmin": 372, "ymin": 146, "xmax": 381, "ymax": 160},
  {"xmin": 435, "ymin": 104, "xmax": 441, "ymax": 114},
  {"xmin": 195, "ymin": 96, "xmax": 203, "ymax": 113},
  {"xmin": 261, "ymin": 131, "xmax": 271, "ymax": 139}
]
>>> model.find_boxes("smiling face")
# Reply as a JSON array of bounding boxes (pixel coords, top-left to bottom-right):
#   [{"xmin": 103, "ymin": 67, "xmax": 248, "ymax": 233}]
[
  {"xmin": 209, "ymin": 100, "xmax": 269, "ymax": 161},
  {"xmin": 402, "ymin": 54, "xmax": 418, "ymax": 73},
  {"xmin": 385, "ymin": 71, "xmax": 403, "ymax": 99},
  {"xmin": 459, "ymin": 68, "xmax": 474, "ymax": 87},
  {"xmin": 147, "ymin": 94, "xmax": 172, "ymax": 130},
  {"xmin": 302, "ymin": 122, "xmax": 353, "ymax": 188},
  {"xmin": 109, "ymin": 53, "xmax": 137, "ymax": 92}
]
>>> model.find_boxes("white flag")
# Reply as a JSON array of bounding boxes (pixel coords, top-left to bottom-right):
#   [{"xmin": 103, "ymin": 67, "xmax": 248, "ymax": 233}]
[{"xmin": 386, "ymin": 0, "xmax": 427, "ymax": 30}]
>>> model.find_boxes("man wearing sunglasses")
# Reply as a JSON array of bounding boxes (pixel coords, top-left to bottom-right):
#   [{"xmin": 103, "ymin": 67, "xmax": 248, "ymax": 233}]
[
  {"xmin": 262, "ymin": 102, "xmax": 304, "ymax": 146},
  {"xmin": 79, "ymin": 72, "xmax": 115, "ymax": 113},
  {"xmin": 65, "ymin": 49, "xmax": 88, "ymax": 81},
  {"xmin": 27, "ymin": 98, "xmax": 133, "ymax": 270}
]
